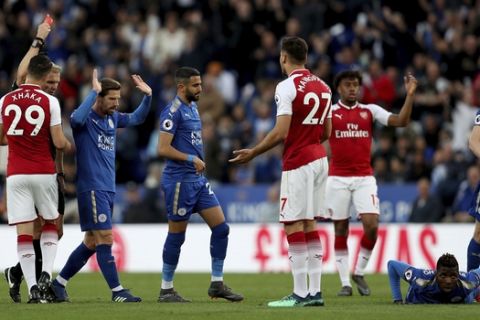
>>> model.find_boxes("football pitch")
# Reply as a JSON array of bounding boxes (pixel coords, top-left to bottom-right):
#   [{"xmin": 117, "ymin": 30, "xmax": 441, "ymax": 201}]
[{"xmin": 1, "ymin": 273, "xmax": 477, "ymax": 320}]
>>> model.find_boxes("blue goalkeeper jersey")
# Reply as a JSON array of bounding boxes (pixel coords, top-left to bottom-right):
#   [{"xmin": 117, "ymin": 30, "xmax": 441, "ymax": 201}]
[
  {"xmin": 71, "ymin": 90, "xmax": 151, "ymax": 193},
  {"xmin": 403, "ymin": 266, "xmax": 480, "ymax": 303},
  {"xmin": 159, "ymin": 96, "xmax": 204, "ymax": 183}
]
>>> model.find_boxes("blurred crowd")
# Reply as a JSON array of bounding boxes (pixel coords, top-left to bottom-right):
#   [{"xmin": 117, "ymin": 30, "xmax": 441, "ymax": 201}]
[{"xmin": 0, "ymin": 0, "xmax": 480, "ymax": 223}]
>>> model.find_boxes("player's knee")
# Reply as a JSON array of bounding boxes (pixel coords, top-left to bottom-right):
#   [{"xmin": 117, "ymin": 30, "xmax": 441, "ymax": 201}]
[
  {"xmin": 166, "ymin": 232, "xmax": 186, "ymax": 248},
  {"xmin": 211, "ymin": 222, "xmax": 229, "ymax": 239}
]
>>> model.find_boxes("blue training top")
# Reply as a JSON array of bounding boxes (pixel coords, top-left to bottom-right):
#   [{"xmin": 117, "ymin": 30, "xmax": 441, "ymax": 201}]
[
  {"xmin": 159, "ymin": 96, "xmax": 204, "ymax": 183},
  {"xmin": 71, "ymin": 90, "xmax": 151, "ymax": 193},
  {"xmin": 388, "ymin": 260, "xmax": 480, "ymax": 304}
]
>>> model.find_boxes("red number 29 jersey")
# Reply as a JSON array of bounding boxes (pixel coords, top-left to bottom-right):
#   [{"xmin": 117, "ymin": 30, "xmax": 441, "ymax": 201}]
[
  {"xmin": 0, "ymin": 84, "xmax": 61, "ymax": 176},
  {"xmin": 274, "ymin": 69, "xmax": 332, "ymax": 171}
]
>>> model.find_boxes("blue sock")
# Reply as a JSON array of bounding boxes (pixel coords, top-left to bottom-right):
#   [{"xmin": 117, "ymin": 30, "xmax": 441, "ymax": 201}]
[
  {"xmin": 162, "ymin": 232, "xmax": 185, "ymax": 281},
  {"xmin": 59, "ymin": 243, "xmax": 95, "ymax": 281},
  {"xmin": 468, "ymin": 238, "xmax": 480, "ymax": 270},
  {"xmin": 210, "ymin": 223, "xmax": 229, "ymax": 277},
  {"xmin": 96, "ymin": 244, "xmax": 120, "ymax": 289}
]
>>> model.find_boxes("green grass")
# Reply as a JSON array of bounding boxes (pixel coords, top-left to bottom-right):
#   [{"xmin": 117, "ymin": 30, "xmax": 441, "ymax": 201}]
[{"xmin": 2, "ymin": 273, "xmax": 478, "ymax": 320}]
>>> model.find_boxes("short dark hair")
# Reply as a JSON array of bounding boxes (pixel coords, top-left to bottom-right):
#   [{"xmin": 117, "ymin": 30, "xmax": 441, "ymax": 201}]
[
  {"xmin": 27, "ymin": 55, "xmax": 53, "ymax": 80},
  {"xmin": 333, "ymin": 70, "xmax": 363, "ymax": 89},
  {"xmin": 99, "ymin": 78, "xmax": 121, "ymax": 96},
  {"xmin": 175, "ymin": 67, "xmax": 200, "ymax": 85},
  {"xmin": 280, "ymin": 36, "xmax": 308, "ymax": 65},
  {"xmin": 436, "ymin": 253, "xmax": 459, "ymax": 270}
]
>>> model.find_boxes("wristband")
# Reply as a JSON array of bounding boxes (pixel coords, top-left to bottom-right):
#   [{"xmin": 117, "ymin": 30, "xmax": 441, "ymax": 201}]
[
  {"xmin": 31, "ymin": 37, "xmax": 45, "ymax": 48},
  {"xmin": 186, "ymin": 154, "xmax": 195, "ymax": 163}
]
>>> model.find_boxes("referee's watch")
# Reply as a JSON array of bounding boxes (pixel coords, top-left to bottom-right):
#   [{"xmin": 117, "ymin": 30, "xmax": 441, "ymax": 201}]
[{"xmin": 31, "ymin": 37, "xmax": 44, "ymax": 49}]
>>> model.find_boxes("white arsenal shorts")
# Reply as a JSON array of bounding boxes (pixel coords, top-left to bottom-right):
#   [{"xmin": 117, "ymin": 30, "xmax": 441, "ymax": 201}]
[
  {"xmin": 326, "ymin": 175, "xmax": 380, "ymax": 220},
  {"xmin": 7, "ymin": 174, "xmax": 59, "ymax": 225},
  {"xmin": 279, "ymin": 157, "xmax": 328, "ymax": 222}
]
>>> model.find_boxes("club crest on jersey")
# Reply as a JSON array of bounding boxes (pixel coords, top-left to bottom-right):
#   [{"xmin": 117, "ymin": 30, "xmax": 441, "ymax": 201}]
[
  {"xmin": 162, "ymin": 119, "xmax": 173, "ymax": 131},
  {"xmin": 360, "ymin": 111, "xmax": 368, "ymax": 119},
  {"xmin": 108, "ymin": 118, "xmax": 114, "ymax": 128}
]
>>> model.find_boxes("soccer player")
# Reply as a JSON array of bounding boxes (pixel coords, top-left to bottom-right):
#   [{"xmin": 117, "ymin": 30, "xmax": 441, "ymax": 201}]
[
  {"xmin": 49, "ymin": 69, "xmax": 151, "ymax": 303},
  {"xmin": 388, "ymin": 253, "xmax": 480, "ymax": 304},
  {"xmin": 327, "ymin": 70, "xmax": 417, "ymax": 297},
  {"xmin": 157, "ymin": 67, "xmax": 243, "ymax": 303},
  {"xmin": 466, "ymin": 113, "xmax": 480, "ymax": 271},
  {"xmin": 4, "ymin": 20, "xmax": 67, "ymax": 303},
  {"xmin": 230, "ymin": 36, "xmax": 331, "ymax": 307},
  {"xmin": 0, "ymin": 55, "xmax": 71, "ymax": 303}
]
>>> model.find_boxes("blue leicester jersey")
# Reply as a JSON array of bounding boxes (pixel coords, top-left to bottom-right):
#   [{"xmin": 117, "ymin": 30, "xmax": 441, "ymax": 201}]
[
  {"xmin": 72, "ymin": 109, "xmax": 129, "ymax": 193},
  {"xmin": 403, "ymin": 267, "xmax": 480, "ymax": 304},
  {"xmin": 159, "ymin": 96, "xmax": 204, "ymax": 182}
]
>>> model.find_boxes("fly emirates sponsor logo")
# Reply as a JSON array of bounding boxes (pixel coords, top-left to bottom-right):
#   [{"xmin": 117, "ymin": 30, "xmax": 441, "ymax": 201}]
[{"xmin": 335, "ymin": 123, "xmax": 369, "ymax": 138}]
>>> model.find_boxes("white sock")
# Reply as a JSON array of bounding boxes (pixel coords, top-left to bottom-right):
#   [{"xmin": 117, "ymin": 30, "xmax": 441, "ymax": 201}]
[
  {"xmin": 307, "ymin": 237, "xmax": 323, "ymax": 296},
  {"xmin": 335, "ymin": 250, "xmax": 351, "ymax": 287},
  {"xmin": 211, "ymin": 276, "xmax": 223, "ymax": 282},
  {"xmin": 354, "ymin": 247, "xmax": 372, "ymax": 276},
  {"xmin": 56, "ymin": 275, "xmax": 68, "ymax": 287},
  {"xmin": 161, "ymin": 280, "xmax": 173, "ymax": 290},
  {"xmin": 289, "ymin": 242, "xmax": 309, "ymax": 298},
  {"xmin": 18, "ymin": 238, "xmax": 36, "ymax": 291},
  {"xmin": 40, "ymin": 227, "xmax": 58, "ymax": 275}
]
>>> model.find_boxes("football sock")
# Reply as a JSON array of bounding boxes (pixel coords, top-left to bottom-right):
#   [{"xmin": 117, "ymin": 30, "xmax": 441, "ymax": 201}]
[
  {"xmin": 467, "ymin": 238, "xmax": 480, "ymax": 270},
  {"xmin": 32, "ymin": 239, "xmax": 42, "ymax": 281},
  {"xmin": 58, "ymin": 242, "xmax": 95, "ymax": 285},
  {"xmin": 210, "ymin": 222, "xmax": 229, "ymax": 280},
  {"xmin": 334, "ymin": 235, "xmax": 351, "ymax": 286},
  {"xmin": 354, "ymin": 235, "xmax": 376, "ymax": 276},
  {"xmin": 287, "ymin": 231, "xmax": 308, "ymax": 298},
  {"xmin": 306, "ymin": 231, "xmax": 323, "ymax": 296},
  {"xmin": 96, "ymin": 244, "xmax": 122, "ymax": 290},
  {"xmin": 18, "ymin": 234, "xmax": 36, "ymax": 291},
  {"xmin": 162, "ymin": 232, "xmax": 185, "ymax": 286},
  {"xmin": 40, "ymin": 223, "xmax": 58, "ymax": 277}
]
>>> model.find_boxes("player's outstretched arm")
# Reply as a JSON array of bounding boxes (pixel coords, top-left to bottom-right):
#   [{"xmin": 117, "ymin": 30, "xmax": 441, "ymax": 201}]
[
  {"xmin": 387, "ymin": 73, "xmax": 418, "ymax": 127},
  {"xmin": 71, "ymin": 68, "xmax": 101, "ymax": 127},
  {"xmin": 229, "ymin": 115, "xmax": 291, "ymax": 164},
  {"xmin": 16, "ymin": 20, "xmax": 52, "ymax": 86},
  {"xmin": 387, "ymin": 260, "xmax": 412, "ymax": 304}
]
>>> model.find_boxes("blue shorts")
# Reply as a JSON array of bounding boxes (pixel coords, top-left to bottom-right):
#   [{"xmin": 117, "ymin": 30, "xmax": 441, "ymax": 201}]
[
  {"xmin": 162, "ymin": 176, "xmax": 219, "ymax": 221},
  {"xmin": 78, "ymin": 190, "xmax": 115, "ymax": 231}
]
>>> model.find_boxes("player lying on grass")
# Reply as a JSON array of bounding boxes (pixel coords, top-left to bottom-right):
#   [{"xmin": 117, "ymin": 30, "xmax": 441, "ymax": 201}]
[{"xmin": 388, "ymin": 253, "xmax": 480, "ymax": 304}]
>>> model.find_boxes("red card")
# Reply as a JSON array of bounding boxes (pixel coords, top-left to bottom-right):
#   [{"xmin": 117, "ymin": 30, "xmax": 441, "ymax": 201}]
[{"xmin": 44, "ymin": 14, "xmax": 54, "ymax": 26}]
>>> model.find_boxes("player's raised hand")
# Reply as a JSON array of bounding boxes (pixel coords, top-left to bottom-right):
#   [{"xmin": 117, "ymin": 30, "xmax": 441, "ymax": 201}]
[
  {"xmin": 404, "ymin": 73, "xmax": 418, "ymax": 96},
  {"xmin": 92, "ymin": 68, "xmax": 101, "ymax": 93},
  {"xmin": 131, "ymin": 74, "xmax": 152, "ymax": 96},
  {"xmin": 229, "ymin": 149, "xmax": 255, "ymax": 164},
  {"xmin": 36, "ymin": 21, "xmax": 51, "ymax": 40}
]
